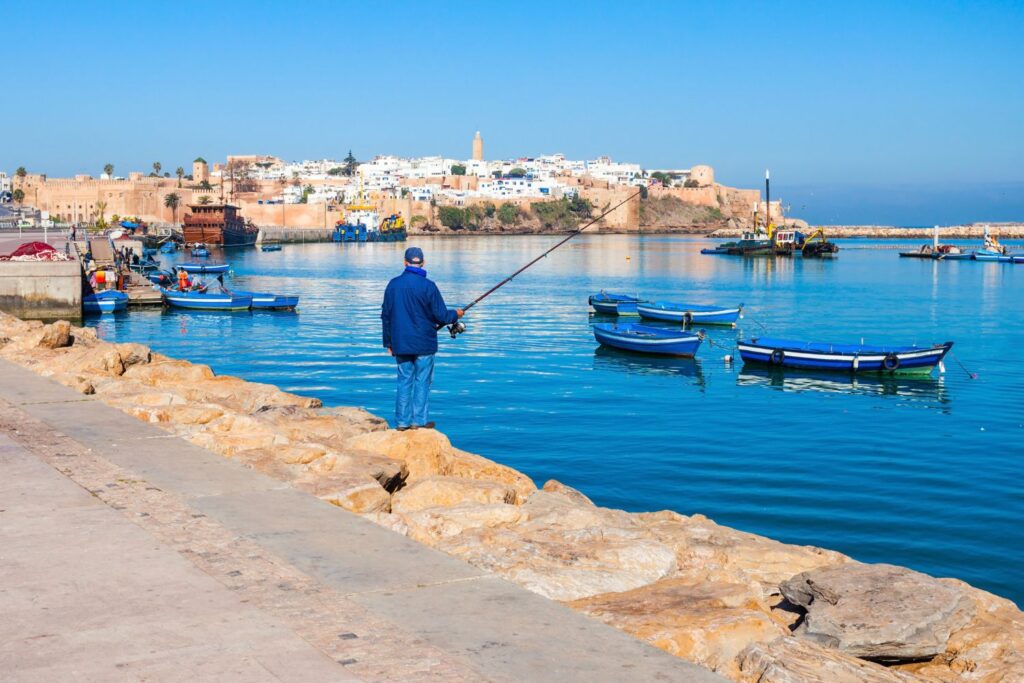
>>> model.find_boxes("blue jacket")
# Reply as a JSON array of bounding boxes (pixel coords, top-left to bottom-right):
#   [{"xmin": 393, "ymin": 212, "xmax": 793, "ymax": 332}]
[{"xmin": 381, "ymin": 267, "xmax": 458, "ymax": 356}]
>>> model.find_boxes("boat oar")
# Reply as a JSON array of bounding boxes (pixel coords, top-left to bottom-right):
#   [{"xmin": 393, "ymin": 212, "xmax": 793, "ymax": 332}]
[{"xmin": 444, "ymin": 184, "xmax": 650, "ymax": 337}]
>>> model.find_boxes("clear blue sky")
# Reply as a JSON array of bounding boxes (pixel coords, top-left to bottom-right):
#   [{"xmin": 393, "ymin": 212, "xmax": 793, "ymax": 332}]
[{"xmin": 3, "ymin": 0, "xmax": 1022, "ymax": 224}]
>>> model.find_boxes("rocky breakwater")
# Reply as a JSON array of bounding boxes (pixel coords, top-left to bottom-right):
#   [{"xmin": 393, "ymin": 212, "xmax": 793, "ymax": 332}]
[{"xmin": 1, "ymin": 310, "xmax": 1022, "ymax": 682}]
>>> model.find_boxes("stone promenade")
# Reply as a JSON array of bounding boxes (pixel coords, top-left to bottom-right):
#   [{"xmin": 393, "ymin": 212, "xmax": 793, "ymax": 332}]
[{"xmin": 0, "ymin": 360, "xmax": 720, "ymax": 682}]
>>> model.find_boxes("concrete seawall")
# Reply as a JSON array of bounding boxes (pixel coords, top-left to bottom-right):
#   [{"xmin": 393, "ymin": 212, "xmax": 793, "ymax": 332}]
[
  {"xmin": 0, "ymin": 260, "xmax": 81, "ymax": 320},
  {"xmin": 259, "ymin": 226, "xmax": 334, "ymax": 243}
]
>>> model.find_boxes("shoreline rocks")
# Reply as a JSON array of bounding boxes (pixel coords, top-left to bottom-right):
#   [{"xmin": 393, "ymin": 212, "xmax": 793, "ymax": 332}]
[{"xmin": 1, "ymin": 309, "xmax": 1022, "ymax": 682}]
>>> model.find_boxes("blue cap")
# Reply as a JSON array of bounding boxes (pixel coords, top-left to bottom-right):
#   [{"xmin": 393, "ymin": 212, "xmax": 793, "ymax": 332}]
[{"xmin": 404, "ymin": 246, "xmax": 424, "ymax": 264}]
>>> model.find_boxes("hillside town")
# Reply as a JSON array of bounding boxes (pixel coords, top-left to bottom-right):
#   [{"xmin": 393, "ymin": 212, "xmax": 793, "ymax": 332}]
[{"xmin": 2, "ymin": 132, "xmax": 779, "ymax": 233}]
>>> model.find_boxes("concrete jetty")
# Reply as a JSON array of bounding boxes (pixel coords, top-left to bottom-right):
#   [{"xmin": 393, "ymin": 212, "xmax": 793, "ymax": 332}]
[{"xmin": 0, "ymin": 360, "xmax": 721, "ymax": 682}]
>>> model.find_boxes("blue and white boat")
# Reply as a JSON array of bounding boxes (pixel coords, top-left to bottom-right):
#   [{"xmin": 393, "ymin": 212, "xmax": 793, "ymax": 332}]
[
  {"xmin": 83, "ymin": 290, "xmax": 128, "ymax": 314},
  {"xmin": 974, "ymin": 249, "xmax": 1003, "ymax": 262},
  {"xmin": 260, "ymin": 244, "xmax": 282, "ymax": 252},
  {"xmin": 159, "ymin": 242, "xmax": 178, "ymax": 254},
  {"xmin": 589, "ymin": 292, "xmax": 646, "ymax": 315},
  {"xmin": 159, "ymin": 287, "xmax": 252, "ymax": 311},
  {"xmin": 593, "ymin": 323, "xmax": 703, "ymax": 357},
  {"xmin": 737, "ymin": 337, "xmax": 953, "ymax": 374},
  {"xmin": 232, "ymin": 291, "xmax": 299, "ymax": 310},
  {"xmin": 179, "ymin": 262, "xmax": 230, "ymax": 274},
  {"xmin": 637, "ymin": 301, "xmax": 742, "ymax": 326},
  {"xmin": 191, "ymin": 245, "xmax": 210, "ymax": 257}
]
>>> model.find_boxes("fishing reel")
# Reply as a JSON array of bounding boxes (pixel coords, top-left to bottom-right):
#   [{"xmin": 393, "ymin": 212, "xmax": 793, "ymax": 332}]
[{"xmin": 448, "ymin": 321, "xmax": 467, "ymax": 338}]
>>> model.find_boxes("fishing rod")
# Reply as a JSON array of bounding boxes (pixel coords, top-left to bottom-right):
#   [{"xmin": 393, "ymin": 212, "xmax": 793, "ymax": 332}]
[{"xmin": 446, "ymin": 185, "xmax": 648, "ymax": 338}]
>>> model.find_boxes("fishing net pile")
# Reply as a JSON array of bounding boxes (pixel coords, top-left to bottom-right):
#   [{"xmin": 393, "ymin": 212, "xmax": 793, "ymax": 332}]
[{"xmin": 0, "ymin": 242, "xmax": 73, "ymax": 262}]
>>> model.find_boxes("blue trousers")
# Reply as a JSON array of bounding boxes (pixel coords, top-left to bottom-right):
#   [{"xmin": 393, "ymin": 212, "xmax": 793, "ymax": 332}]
[{"xmin": 394, "ymin": 354, "xmax": 435, "ymax": 428}]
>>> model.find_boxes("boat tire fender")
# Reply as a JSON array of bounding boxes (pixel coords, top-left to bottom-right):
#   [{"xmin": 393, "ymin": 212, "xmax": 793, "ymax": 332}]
[
  {"xmin": 882, "ymin": 353, "xmax": 900, "ymax": 371},
  {"xmin": 770, "ymin": 349, "xmax": 785, "ymax": 365}
]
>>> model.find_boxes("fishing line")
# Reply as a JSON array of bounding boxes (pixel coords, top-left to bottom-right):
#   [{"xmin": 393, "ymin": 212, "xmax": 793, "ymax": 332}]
[
  {"xmin": 947, "ymin": 349, "xmax": 978, "ymax": 380},
  {"xmin": 444, "ymin": 185, "xmax": 649, "ymax": 337}
]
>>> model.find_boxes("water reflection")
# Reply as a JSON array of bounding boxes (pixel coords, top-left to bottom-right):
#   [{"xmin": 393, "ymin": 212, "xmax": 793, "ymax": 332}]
[
  {"xmin": 593, "ymin": 346, "xmax": 706, "ymax": 387},
  {"xmin": 737, "ymin": 367, "xmax": 950, "ymax": 404}
]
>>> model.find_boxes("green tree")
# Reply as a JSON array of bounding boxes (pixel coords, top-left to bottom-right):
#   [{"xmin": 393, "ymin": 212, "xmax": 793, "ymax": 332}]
[
  {"xmin": 176, "ymin": 166, "xmax": 185, "ymax": 187},
  {"xmin": 152, "ymin": 161, "xmax": 162, "ymax": 177},
  {"xmin": 95, "ymin": 200, "xmax": 108, "ymax": 225},
  {"xmin": 491, "ymin": 170, "xmax": 502, "ymax": 179},
  {"xmin": 198, "ymin": 180, "xmax": 212, "ymax": 190},
  {"xmin": 508, "ymin": 167, "xmax": 526, "ymax": 178},
  {"xmin": 327, "ymin": 167, "xmax": 345, "ymax": 176},
  {"xmin": 15, "ymin": 166, "xmax": 27, "ymax": 179},
  {"xmin": 343, "ymin": 150, "xmax": 358, "ymax": 177},
  {"xmin": 450, "ymin": 164, "xmax": 467, "ymax": 176},
  {"xmin": 650, "ymin": 172, "xmax": 673, "ymax": 187},
  {"xmin": 12, "ymin": 188, "xmax": 25, "ymax": 205},
  {"xmin": 438, "ymin": 206, "xmax": 467, "ymax": 229},
  {"xmin": 197, "ymin": 195, "xmax": 211, "ymax": 205},
  {"xmin": 497, "ymin": 202, "xmax": 519, "ymax": 225},
  {"xmin": 103, "ymin": 163, "xmax": 114, "ymax": 178},
  {"xmin": 683, "ymin": 178, "xmax": 700, "ymax": 188},
  {"xmin": 300, "ymin": 184, "xmax": 314, "ymax": 204},
  {"xmin": 164, "ymin": 192, "xmax": 181, "ymax": 222},
  {"xmin": 483, "ymin": 201, "xmax": 496, "ymax": 218}
]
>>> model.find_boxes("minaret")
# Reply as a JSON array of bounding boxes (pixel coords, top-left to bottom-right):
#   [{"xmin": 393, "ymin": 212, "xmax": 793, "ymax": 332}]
[{"xmin": 472, "ymin": 131, "xmax": 484, "ymax": 161}]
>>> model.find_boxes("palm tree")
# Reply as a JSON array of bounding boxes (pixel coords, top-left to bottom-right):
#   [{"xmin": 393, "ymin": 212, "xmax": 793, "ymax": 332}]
[
  {"xmin": 164, "ymin": 192, "xmax": 181, "ymax": 222},
  {"xmin": 197, "ymin": 195, "xmax": 211, "ymax": 205},
  {"xmin": 15, "ymin": 167, "xmax": 27, "ymax": 179},
  {"xmin": 95, "ymin": 200, "xmax": 108, "ymax": 225},
  {"xmin": 175, "ymin": 166, "xmax": 184, "ymax": 187},
  {"xmin": 12, "ymin": 189, "xmax": 24, "ymax": 206},
  {"xmin": 152, "ymin": 161, "xmax": 162, "ymax": 177},
  {"xmin": 103, "ymin": 163, "xmax": 114, "ymax": 178}
]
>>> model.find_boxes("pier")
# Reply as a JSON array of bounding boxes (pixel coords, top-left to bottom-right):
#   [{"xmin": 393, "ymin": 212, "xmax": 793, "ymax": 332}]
[{"xmin": 0, "ymin": 359, "xmax": 720, "ymax": 682}]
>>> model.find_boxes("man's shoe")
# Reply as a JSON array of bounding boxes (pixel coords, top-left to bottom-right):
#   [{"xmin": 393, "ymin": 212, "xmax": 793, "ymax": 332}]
[
  {"xmin": 419, "ymin": 421, "xmax": 436, "ymax": 430},
  {"xmin": 396, "ymin": 425, "xmax": 412, "ymax": 432}
]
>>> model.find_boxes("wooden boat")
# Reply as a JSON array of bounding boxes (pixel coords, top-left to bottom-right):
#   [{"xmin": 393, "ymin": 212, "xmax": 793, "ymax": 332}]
[
  {"xmin": 593, "ymin": 323, "xmax": 703, "ymax": 357},
  {"xmin": 182, "ymin": 203, "xmax": 259, "ymax": 247},
  {"xmin": 232, "ymin": 291, "xmax": 299, "ymax": 310},
  {"xmin": 83, "ymin": 290, "xmax": 128, "ymax": 314},
  {"xmin": 637, "ymin": 301, "xmax": 742, "ymax": 326},
  {"xmin": 260, "ymin": 244, "xmax": 282, "ymax": 252},
  {"xmin": 737, "ymin": 337, "xmax": 953, "ymax": 374},
  {"xmin": 159, "ymin": 287, "xmax": 251, "ymax": 311},
  {"xmin": 179, "ymin": 262, "xmax": 230, "ymax": 274},
  {"xmin": 589, "ymin": 292, "xmax": 645, "ymax": 315}
]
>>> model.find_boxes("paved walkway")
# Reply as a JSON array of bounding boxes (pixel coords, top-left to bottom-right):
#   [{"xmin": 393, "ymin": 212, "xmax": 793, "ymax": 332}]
[{"xmin": 0, "ymin": 360, "xmax": 722, "ymax": 682}]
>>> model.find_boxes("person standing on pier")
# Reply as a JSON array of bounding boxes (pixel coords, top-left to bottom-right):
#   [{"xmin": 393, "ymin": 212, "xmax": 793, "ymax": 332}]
[{"xmin": 381, "ymin": 247, "xmax": 463, "ymax": 431}]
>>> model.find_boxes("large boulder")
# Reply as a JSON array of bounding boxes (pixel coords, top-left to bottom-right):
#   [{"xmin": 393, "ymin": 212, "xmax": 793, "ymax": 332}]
[
  {"xmin": 391, "ymin": 476, "xmax": 517, "ymax": 513},
  {"xmin": 571, "ymin": 578, "xmax": 786, "ymax": 678},
  {"xmin": 738, "ymin": 636, "xmax": 920, "ymax": 683},
  {"xmin": 38, "ymin": 320, "xmax": 72, "ymax": 349},
  {"xmin": 780, "ymin": 563, "xmax": 974, "ymax": 661},
  {"xmin": 397, "ymin": 502, "xmax": 524, "ymax": 545},
  {"xmin": 295, "ymin": 473, "xmax": 391, "ymax": 514},
  {"xmin": 639, "ymin": 511, "xmax": 848, "ymax": 595}
]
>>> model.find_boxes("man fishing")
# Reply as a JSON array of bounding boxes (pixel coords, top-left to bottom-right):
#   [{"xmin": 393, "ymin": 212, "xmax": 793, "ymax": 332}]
[{"xmin": 381, "ymin": 247, "xmax": 463, "ymax": 431}]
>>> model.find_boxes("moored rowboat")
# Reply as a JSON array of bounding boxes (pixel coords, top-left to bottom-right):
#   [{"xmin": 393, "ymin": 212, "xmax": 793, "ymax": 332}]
[
  {"xmin": 179, "ymin": 262, "xmax": 230, "ymax": 274},
  {"xmin": 83, "ymin": 290, "xmax": 128, "ymax": 314},
  {"xmin": 589, "ymin": 291, "xmax": 646, "ymax": 315},
  {"xmin": 159, "ymin": 287, "xmax": 252, "ymax": 311},
  {"xmin": 232, "ymin": 291, "xmax": 299, "ymax": 310},
  {"xmin": 737, "ymin": 337, "xmax": 953, "ymax": 374},
  {"xmin": 637, "ymin": 301, "xmax": 742, "ymax": 326},
  {"xmin": 593, "ymin": 323, "xmax": 703, "ymax": 357}
]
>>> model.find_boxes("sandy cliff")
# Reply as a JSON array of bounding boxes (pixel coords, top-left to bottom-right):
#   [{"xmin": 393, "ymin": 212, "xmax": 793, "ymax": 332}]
[{"xmin": 1, "ymin": 311, "xmax": 1021, "ymax": 682}]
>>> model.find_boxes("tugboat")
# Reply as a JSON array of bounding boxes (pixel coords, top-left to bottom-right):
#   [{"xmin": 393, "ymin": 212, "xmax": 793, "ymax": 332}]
[
  {"xmin": 182, "ymin": 203, "xmax": 259, "ymax": 248},
  {"xmin": 332, "ymin": 208, "xmax": 407, "ymax": 243},
  {"xmin": 702, "ymin": 170, "xmax": 776, "ymax": 256}
]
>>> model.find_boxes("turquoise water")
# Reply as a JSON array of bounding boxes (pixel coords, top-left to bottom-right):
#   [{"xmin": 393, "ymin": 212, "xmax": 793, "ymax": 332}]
[{"xmin": 88, "ymin": 236, "xmax": 1023, "ymax": 606}]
